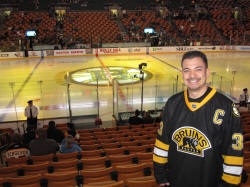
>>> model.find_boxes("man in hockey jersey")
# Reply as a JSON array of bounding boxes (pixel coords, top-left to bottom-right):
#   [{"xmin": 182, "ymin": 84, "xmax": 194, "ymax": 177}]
[{"xmin": 153, "ymin": 51, "xmax": 243, "ymax": 187}]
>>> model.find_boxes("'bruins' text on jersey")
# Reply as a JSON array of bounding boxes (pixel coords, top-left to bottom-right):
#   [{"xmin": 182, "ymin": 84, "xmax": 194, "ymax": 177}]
[{"xmin": 153, "ymin": 87, "xmax": 243, "ymax": 187}]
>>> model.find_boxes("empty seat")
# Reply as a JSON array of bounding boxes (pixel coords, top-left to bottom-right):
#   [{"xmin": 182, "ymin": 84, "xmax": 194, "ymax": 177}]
[
  {"xmin": 81, "ymin": 149, "xmax": 105, "ymax": 158},
  {"xmin": 51, "ymin": 159, "xmax": 80, "ymax": 172},
  {"xmin": 4, "ymin": 174, "xmax": 43, "ymax": 187},
  {"xmin": 136, "ymin": 152, "xmax": 153, "ymax": 164},
  {"xmin": 115, "ymin": 163, "xmax": 151, "ymax": 181},
  {"xmin": 30, "ymin": 153, "xmax": 55, "ymax": 164},
  {"xmin": 23, "ymin": 161, "xmax": 50, "ymax": 175},
  {"xmin": 0, "ymin": 165, "xmax": 24, "ymax": 177},
  {"xmin": 108, "ymin": 154, "xmax": 138, "ymax": 166},
  {"xmin": 43, "ymin": 170, "xmax": 79, "ymax": 187},
  {"xmin": 126, "ymin": 176, "xmax": 157, "ymax": 187},
  {"xmin": 5, "ymin": 156, "xmax": 29, "ymax": 166},
  {"xmin": 55, "ymin": 152, "xmax": 80, "ymax": 161},
  {"xmin": 80, "ymin": 167, "xmax": 116, "ymax": 184},
  {"xmin": 84, "ymin": 180, "xmax": 125, "ymax": 187},
  {"xmin": 104, "ymin": 147, "xmax": 129, "ymax": 156},
  {"xmin": 81, "ymin": 156, "xmax": 110, "ymax": 169}
]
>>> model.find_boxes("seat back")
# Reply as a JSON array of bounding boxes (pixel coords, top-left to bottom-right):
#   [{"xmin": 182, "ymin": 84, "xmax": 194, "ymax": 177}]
[
  {"xmin": 126, "ymin": 176, "xmax": 157, "ymax": 187},
  {"xmin": 44, "ymin": 171, "xmax": 79, "ymax": 187},
  {"xmin": 80, "ymin": 167, "xmax": 115, "ymax": 184}
]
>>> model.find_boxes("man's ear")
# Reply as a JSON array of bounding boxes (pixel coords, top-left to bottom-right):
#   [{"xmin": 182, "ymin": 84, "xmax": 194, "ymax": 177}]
[{"xmin": 206, "ymin": 68, "xmax": 210, "ymax": 78}]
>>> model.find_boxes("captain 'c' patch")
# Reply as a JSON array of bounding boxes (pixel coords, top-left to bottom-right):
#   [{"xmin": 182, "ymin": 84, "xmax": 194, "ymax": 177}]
[{"xmin": 172, "ymin": 126, "xmax": 212, "ymax": 157}]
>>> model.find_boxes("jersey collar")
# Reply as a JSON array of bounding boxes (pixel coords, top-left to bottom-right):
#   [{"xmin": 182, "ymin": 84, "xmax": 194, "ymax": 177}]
[{"xmin": 184, "ymin": 87, "xmax": 216, "ymax": 112}]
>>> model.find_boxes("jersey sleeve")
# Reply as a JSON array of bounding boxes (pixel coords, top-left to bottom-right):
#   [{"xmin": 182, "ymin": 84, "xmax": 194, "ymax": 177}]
[
  {"xmin": 221, "ymin": 103, "xmax": 243, "ymax": 186},
  {"xmin": 153, "ymin": 100, "xmax": 171, "ymax": 184}
]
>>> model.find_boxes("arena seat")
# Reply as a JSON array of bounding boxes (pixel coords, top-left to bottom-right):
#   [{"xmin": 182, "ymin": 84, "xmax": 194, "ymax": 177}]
[
  {"xmin": 80, "ymin": 167, "xmax": 116, "ymax": 184},
  {"xmin": 30, "ymin": 153, "xmax": 55, "ymax": 164},
  {"xmin": 23, "ymin": 161, "xmax": 50, "ymax": 175},
  {"xmin": 84, "ymin": 180, "xmax": 125, "ymax": 187},
  {"xmin": 4, "ymin": 174, "xmax": 43, "ymax": 187},
  {"xmin": 101, "ymin": 142, "xmax": 121, "ymax": 149},
  {"xmin": 81, "ymin": 156, "xmax": 110, "ymax": 169},
  {"xmin": 79, "ymin": 139, "xmax": 98, "ymax": 145},
  {"xmin": 55, "ymin": 152, "xmax": 79, "ymax": 161},
  {"xmin": 125, "ymin": 176, "xmax": 157, "ymax": 187},
  {"xmin": 97, "ymin": 138, "xmax": 117, "ymax": 144},
  {"xmin": 136, "ymin": 152, "xmax": 153, "ymax": 164},
  {"xmin": 81, "ymin": 149, "xmax": 105, "ymax": 158},
  {"xmin": 115, "ymin": 163, "xmax": 151, "ymax": 181},
  {"xmin": 108, "ymin": 154, "xmax": 138, "ymax": 166},
  {"xmin": 51, "ymin": 159, "xmax": 80, "ymax": 172},
  {"xmin": 5, "ymin": 156, "xmax": 29, "ymax": 166},
  {"xmin": 127, "ymin": 145, "xmax": 146, "ymax": 154},
  {"xmin": 43, "ymin": 170, "xmax": 80, "ymax": 187},
  {"xmin": 0, "ymin": 164, "xmax": 24, "ymax": 177},
  {"xmin": 80, "ymin": 144, "xmax": 102, "ymax": 151},
  {"xmin": 104, "ymin": 147, "xmax": 129, "ymax": 156}
]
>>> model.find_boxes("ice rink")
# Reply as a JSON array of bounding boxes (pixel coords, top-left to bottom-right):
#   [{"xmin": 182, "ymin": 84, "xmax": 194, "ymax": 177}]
[{"xmin": 0, "ymin": 52, "xmax": 249, "ymax": 122}]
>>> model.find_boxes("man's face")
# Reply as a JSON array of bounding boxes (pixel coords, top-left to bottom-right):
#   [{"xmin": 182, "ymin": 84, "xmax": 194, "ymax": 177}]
[
  {"xmin": 28, "ymin": 103, "xmax": 33, "ymax": 107},
  {"xmin": 182, "ymin": 57, "xmax": 210, "ymax": 93}
]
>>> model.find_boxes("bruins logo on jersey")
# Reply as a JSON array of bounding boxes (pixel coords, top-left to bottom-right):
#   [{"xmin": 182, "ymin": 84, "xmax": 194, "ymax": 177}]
[{"xmin": 172, "ymin": 126, "xmax": 212, "ymax": 157}]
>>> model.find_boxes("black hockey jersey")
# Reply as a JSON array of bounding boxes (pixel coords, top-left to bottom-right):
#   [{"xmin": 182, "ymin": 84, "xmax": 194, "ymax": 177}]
[{"xmin": 153, "ymin": 87, "xmax": 243, "ymax": 187}]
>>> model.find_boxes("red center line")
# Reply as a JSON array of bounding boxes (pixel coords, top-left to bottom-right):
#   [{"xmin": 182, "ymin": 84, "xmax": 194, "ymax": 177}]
[{"xmin": 96, "ymin": 56, "xmax": 133, "ymax": 112}]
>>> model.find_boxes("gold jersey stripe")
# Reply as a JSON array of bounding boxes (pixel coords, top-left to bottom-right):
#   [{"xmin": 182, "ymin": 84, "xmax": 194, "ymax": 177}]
[
  {"xmin": 184, "ymin": 87, "xmax": 216, "ymax": 112},
  {"xmin": 155, "ymin": 139, "xmax": 169, "ymax": 151},
  {"xmin": 153, "ymin": 154, "xmax": 168, "ymax": 164},
  {"xmin": 222, "ymin": 155, "xmax": 243, "ymax": 166},
  {"xmin": 222, "ymin": 173, "xmax": 241, "ymax": 185}
]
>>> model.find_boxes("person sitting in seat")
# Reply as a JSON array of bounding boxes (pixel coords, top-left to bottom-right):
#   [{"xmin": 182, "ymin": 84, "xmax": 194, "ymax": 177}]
[
  {"xmin": 128, "ymin": 109, "xmax": 143, "ymax": 125},
  {"xmin": 29, "ymin": 128, "xmax": 59, "ymax": 156},
  {"xmin": 47, "ymin": 121, "xmax": 65, "ymax": 144},
  {"xmin": 60, "ymin": 135, "xmax": 82, "ymax": 154},
  {"xmin": 5, "ymin": 133, "xmax": 30, "ymax": 159},
  {"xmin": 142, "ymin": 111, "xmax": 154, "ymax": 124}
]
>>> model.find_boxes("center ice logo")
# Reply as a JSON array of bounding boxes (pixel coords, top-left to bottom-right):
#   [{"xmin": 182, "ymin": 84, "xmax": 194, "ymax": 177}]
[
  {"xmin": 67, "ymin": 66, "xmax": 152, "ymax": 86},
  {"xmin": 172, "ymin": 126, "xmax": 211, "ymax": 157}
]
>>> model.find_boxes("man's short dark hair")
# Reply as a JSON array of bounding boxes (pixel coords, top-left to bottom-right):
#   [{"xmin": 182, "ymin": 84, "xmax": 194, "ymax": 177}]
[
  {"xmin": 181, "ymin": 51, "xmax": 208, "ymax": 68},
  {"xmin": 48, "ymin": 121, "xmax": 56, "ymax": 127},
  {"xmin": 135, "ymin": 109, "xmax": 140, "ymax": 116}
]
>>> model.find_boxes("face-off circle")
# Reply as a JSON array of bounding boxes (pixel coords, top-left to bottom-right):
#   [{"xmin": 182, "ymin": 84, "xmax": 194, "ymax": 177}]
[{"xmin": 66, "ymin": 66, "xmax": 152, "ymax": 86}]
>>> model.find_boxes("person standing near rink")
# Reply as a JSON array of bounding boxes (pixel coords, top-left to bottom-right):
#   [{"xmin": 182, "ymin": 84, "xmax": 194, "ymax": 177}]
[
  {"xmin": 153, "ymin": 51, "xmax": 243, "ymax": 187},
  {"xmin": 24, "ymin": 100, "xmax": 38, "ymax": 131}
]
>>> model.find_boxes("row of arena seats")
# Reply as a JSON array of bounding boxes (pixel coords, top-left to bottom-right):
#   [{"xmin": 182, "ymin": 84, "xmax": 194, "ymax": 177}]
[
  {"xmin": 0, "ymin": 163, "xmax": 156, "ymax": 187},
  {"xmin": 3, "ymin": 11, "xmax": 121, "ymax": 44},
  {"xmin": 241, "ymin": 111, "xmax": 250, "ymax": 186},
  {"xmin": 4, "ymin": 151, "xmax": 153, "ymax": 169}
]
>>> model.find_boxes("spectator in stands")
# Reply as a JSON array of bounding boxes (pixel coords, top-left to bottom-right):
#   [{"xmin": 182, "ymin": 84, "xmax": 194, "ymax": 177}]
[
  {"xmin": 29, "ymin": 128, "xmax": 59, "ymax": 156},
  {"xmin": 47, "ymin": 121, "xmax": 65, "ymax": 144},
  {"xmin": 66, "ymin": 122, "xmax": 79, "ymax": 140},
  {"xmin": 66, "ymin": 122, "xmax": 76, "ymax": 137},
  {"xmin": 5, "ymin": 133, "xmax": 30, "ymax": 159},
  {"xmin": 60, "ymin": 135, "xmax": 82, "ymax": 154},
  {"xmin": 240, "ymin": 88, "xmax": 249, "ymax": 107},
  {"xmin": 143, "ymin": 111, "xmax": 154, "ymax": 124},
  {"xmin": 129, "ymin": 109, "xmax": 143, "ymax": 125},
  {"xmin": 24, "ymin": 100, "xmax": 38, "ymax": 131}
]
